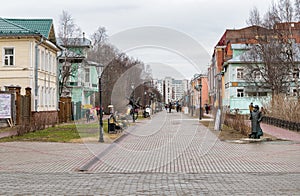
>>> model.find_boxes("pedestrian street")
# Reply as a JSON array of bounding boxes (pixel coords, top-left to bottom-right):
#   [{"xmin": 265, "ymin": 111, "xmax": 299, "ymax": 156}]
[{"xmin": 0, "ymin": 111, "xmax": 299, "ymax": 195}]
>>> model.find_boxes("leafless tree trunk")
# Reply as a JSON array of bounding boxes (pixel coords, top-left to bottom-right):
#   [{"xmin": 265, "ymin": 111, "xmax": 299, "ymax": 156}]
[
  {"xmin": 244, "ymin": 0, "xmax": 300, "ymax": 101},
  {"xmin": 57, "ymin": 10, "xmax": 82, "ymax": 97},
  {"xmin": 295, "ymin": 0, "xmax": 300, "ymax": 21}
]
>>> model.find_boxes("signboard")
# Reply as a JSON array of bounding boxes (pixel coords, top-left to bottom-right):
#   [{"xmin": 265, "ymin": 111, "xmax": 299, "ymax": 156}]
[
  {"xmin": 83, "ymin": 104, "xmax": 93, "ymax": 109},
  {"xmin": 0, "ymin": 94, "xmax": 11, "ymax": 119}
]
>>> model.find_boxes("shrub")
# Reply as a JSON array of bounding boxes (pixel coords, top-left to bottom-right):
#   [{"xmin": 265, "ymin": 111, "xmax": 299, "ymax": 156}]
[
  {"xmin": 224, "ymin": 113, "xmax": 251, "ymax": 136},
  {"xmin": 263, "ymin": 94, "xmax": 300, "ymax": 123}
]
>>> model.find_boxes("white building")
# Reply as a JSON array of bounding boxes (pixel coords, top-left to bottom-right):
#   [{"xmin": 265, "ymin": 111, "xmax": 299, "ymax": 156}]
[{"xmin": 153, "ymin": 77, "xmax": 188, "ymax": 104}]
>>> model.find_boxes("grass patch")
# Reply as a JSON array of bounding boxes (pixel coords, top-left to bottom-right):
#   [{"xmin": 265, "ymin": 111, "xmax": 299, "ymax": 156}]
[
  {"xmin": 0, "ymin": 122, "xmax": 109, "ymax": 143},
  {"xmin": 0, "ymin": 124, "xmax": 80, "ymax": 143},
  {"xmin": 0, "ymin": 120, "xmax": 128, "ymax": 143}
]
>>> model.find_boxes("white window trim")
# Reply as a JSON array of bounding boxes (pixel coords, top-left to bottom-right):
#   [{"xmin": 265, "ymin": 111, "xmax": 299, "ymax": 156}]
[
  {"xmin": 253, "ymin": 69, "xmax": 262, "ymax": 80},
  {"xmin": 237, "ymin": 88, "xmax": 244, "ymax": 97},
  {"xmin": 3, "ymin": 47, "xmax": 15, "ymax": 66},
  {"xmin": 236, "ymin": 68, "xmax": 244, "ymax": 80},
  {"xmin": 85, "ymin": 68, "xmax": 90, "ymax": 83}
]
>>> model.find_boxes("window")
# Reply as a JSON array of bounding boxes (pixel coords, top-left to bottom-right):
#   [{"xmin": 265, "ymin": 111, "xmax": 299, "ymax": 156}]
[
  {"xmin": 292, "ymin": 68, "xmax": 299, "ymax": 79},
  {"xmin": 45, "ymin": 52, "xmax": 49, "ymax": 72},
  {"xmin": 49, "ymin": 54, "xmax": 52, "ymax": 74},
  {"xmin": 4, "ymin": 48, "xmax": 14, "ymax": 66},
  {"xmin": 247, "ymin": 92, "xmax": 257, "ymax": 97},
  {"xmin": 253, "ymin": 70, "xmax": 261, "ymax": 80},
  {"xmin": 293, "ymin": 89, "xmax": 298, "ymax": 96},
  {"xmin": 38, "ymin": 86, "xmax": 41, "ymax": 107},
  {"xmin": 237, "ymin": 89, "xmax": 244, "ymax": 97},
  {"xmin": 236, "ymin": 68, "xmax": 244, "ymax": 79},
  {"xmin": 85, "ymin": 68, "xmax": 90, "ymax": 82}
]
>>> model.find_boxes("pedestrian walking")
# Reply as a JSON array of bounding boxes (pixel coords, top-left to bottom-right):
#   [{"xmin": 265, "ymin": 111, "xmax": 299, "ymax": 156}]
[
  {"xmin": 85, "ymin": 109, "xmax": 90, "ymax": 123},
  {"xmin": 176, "ymin": 104, "xmax": 180, "ymax": 112},
  {"xmin": 205, "ymin": 104, "xmax": 209, "ymax": 114},
  {"xmin": 169, "ymin": 102, "xmax": 172, "ymax": 113},
  {"xmin": 249, "ymin": 105, "xmax": 263, "ymax": 139}
]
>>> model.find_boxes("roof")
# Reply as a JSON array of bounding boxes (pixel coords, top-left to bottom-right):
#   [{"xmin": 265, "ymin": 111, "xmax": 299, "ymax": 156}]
[
  {"xmin": 0, "ymin": 18, "xmax": 37, "ymax": 35},
  {"xmin": 0, "ymin": 17, "xmax": 56, "ymax": 43},
  {"xmin": 57, "ymin": 38, "xmax": 91, "ymax": 48},
  {"xmin": 216, "ymin": 25, "xmax": 269, "ymax": 47}
]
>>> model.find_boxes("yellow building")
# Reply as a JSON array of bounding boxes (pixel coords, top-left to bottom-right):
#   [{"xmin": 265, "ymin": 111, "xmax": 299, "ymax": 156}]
[{"xmin": 0, "ymin": 18, "xmax": 60, "ymax": 112}]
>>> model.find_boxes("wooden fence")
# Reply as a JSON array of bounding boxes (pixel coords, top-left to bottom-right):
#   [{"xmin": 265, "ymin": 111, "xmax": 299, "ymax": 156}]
[{"xmin": 58, "ymin": 97, "xmax": 72, "ymax": 123}]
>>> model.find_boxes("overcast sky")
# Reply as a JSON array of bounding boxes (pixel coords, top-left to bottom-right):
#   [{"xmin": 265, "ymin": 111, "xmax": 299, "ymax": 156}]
[{"xmin": 0, "ymin": 0, "xmax": 272, "ymax": 79}]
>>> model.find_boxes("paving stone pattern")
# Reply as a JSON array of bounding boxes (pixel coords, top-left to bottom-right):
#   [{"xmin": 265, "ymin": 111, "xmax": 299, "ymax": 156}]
[{"xmin": 0, "ymin": 111, "xmax": 299, "ymax": 195}]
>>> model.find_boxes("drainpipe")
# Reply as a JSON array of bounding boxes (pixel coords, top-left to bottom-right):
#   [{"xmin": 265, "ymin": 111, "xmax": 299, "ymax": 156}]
[
  {"xmin": 56, "ymin": 49, "xmax": 63, "ymax": 111},
  {"xmin": 35, "ymin": 36, "xmax": 44, "ymax": 112}
]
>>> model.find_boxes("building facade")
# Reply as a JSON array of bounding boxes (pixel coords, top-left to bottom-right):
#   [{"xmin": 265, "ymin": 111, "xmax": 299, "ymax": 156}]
[
  {"xmin": 153, "ymin": 77, "xmax": 188, "ymax": 104},
  {"xmin": 209, "ymin": 23, "xmax": 300, "ymax": 114},
  {"xmin": 222, "ymin": 44, "xmax": 272, "ymax": 114},
  {"xmin": 0, "ymin": 18, "xmax": 60, "ymax": 112},
  {"xmin": 57, "ymin": 36, "xmax": 99, "ymax": 113}
]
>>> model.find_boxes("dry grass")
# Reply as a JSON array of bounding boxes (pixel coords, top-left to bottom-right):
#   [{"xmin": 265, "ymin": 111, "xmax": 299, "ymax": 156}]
[
  {"xmin": 201, "ymin": 117, "xmax": 248, "ymax": 141},
  {"xmin": 224, "ymin": 114, "xmax": 251, "ymax": 136},
  {"xmin": 263, "ymin": 94, "xmax": 300, "ymax": 123}
]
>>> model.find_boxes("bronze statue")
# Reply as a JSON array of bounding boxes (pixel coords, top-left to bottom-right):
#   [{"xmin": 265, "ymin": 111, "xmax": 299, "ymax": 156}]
[{"xmin": 249, "ymin": 105, "xmax": 263, "ymax": 139}]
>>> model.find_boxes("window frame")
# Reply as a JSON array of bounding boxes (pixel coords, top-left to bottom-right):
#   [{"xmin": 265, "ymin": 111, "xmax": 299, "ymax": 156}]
[
  {"xmin": 3, "ymin": 47, "xmax": 15, "ymax": 66},
  {"xmin": 236, "ymin": 68, "xmax": 244, "ymax": 80},
  {"xmin": 253, "ymin": 70, "xmax": 262, "ymax": 80},
  {"xmin": 85, "ymin": 68, "xmax": 90, "ymax": 83},
  {"xmin": 237, "ymin": 88, "xmax": 244, "ymax": 97}
]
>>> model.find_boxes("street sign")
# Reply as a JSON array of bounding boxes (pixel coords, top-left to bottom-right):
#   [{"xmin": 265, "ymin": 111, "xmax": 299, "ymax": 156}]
[{"xmin": 0, "ymin": 94, "xmax": 11, "ymax": 119}]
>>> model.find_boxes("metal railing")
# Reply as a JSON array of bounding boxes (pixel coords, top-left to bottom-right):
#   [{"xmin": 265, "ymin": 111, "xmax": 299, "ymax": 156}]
[{"xmin": 262, "ymin": 116, "xmax": 300, "ymax": 132}]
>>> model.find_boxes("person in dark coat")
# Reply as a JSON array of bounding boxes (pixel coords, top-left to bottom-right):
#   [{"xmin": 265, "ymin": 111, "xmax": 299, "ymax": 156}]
[
  {"xmin": 249, "ymin": 105, "xmax": 263, "ymax": 139},
  {"xmin": 204, "ymin": 104, "xmax": 209, "ymax": 114},
  {"xmin": 168, "ymin": 102, "xmax": 172, "ymax": 113}
]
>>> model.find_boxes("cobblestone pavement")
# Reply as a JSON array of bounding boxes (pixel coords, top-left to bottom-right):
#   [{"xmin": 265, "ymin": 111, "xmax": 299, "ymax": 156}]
[
  {"xmin": 0, "ymin": 111, "xmax": 299, "ymax": 195},
  {"xmin": 261, "ymin": 123, "xmax": 300, "ymax": 142}
]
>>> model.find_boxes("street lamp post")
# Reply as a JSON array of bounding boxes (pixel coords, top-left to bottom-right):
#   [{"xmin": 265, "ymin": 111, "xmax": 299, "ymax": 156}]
[
  {"xmin": 191, "ymin": 90, "xmax": 194, "ymax": 117},
  {"xmin": 144, "ymin": 91, "xmax": 147, "ymax": 107},
  {"xmin": 96, "ymin": 65, "xmax": 104, "ymax": 143},
  {"xmin": 217, "ymin": 73, "xmax": 222, "ymax": 131},
  {"xmin": 150, "ymin": 93, "xmax": 154, "ymax": 115},
  {"xmin": 194, "ymin": 75, "xmax": 202, "ymax": 120},
  {"xmin": 196, "ymin": 84, "xmax": 202, "ymax": 120}
]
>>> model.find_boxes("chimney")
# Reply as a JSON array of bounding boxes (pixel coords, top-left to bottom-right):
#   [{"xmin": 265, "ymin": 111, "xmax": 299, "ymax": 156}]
[{"xmin": 83, "ymin": 32, "xmax": 85, "ymax": 41}]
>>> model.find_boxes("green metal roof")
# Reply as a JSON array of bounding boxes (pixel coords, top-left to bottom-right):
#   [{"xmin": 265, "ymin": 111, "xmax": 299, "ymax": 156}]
[
  {"xmin": 6, "ymin": 18, "xmax": 53, "ymax": 38},
  {"xmin": 0, "ymin": 17, "xmax": 37, "ymax": 35},
  {"xmin": 0, "ymin": 18, "xmax": 55, "ymax": 42}
]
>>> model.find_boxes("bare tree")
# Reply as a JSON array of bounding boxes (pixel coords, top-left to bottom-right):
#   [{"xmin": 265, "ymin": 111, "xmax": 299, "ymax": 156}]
[
  {"xmin": 87, "ymin": 27, "xmax": 150, "ymax": 113},
  {"xmin": 247, "ymin": 7, "xmax": 262, "ymax": 26},
  {"xmin": 57, "ymin": 10, "xmax": 83, "ymax": 97},
  {"xmin": 279, "ymin": 0, "xmax": 294, "ymax": 22},
  {"xmin": 91, "ymin": 26, "xmax": 108, "ymax": 46},
  {"xmin": 244, "ymin": 0, "xmax": 300, "ymax": 100},
  {"xmin": 295, "ymin": 0, "xmax": 300, "ymax": 21},
  {"xmin": 58, "ymin": 11, "xmax": 82, "ymax": 44},
  {"xmin": 243, "ymin": 37, "xmax": 292, "ymax": 96},
  {"xmin": 101, "ymin": 53, "xmax": 144, "ymax": 113}
]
